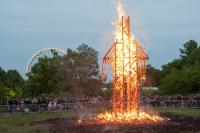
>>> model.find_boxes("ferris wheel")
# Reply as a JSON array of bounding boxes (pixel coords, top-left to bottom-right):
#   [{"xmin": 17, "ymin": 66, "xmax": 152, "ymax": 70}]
[{"xmin": 26, "ymin": 48, "xmax": 67, "ymax": 79}]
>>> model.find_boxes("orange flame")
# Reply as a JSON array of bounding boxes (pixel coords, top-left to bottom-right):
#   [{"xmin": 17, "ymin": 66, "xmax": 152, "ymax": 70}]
[
  {"xmin": 116, "ymin": 1, "xmax": 126, "ymax": 20},
  {"xmin": 97, "ymin": 111, "xmax": 163, "ymax": 123},
  {"xmin": 98, "ymin": 1, "xmax": 163, "ymax": 123}
]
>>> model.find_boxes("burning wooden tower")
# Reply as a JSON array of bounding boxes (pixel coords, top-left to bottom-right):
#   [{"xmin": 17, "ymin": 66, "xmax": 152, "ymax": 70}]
[{"xmin": 102, "ymin": 15, "xmax": 148, "ymax": 115}]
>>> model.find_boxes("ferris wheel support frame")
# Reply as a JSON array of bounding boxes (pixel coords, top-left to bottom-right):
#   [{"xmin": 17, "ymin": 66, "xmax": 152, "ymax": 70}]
[{"xmin": 26, "ymin": 48, "xmax": 66, "ymax": 80}]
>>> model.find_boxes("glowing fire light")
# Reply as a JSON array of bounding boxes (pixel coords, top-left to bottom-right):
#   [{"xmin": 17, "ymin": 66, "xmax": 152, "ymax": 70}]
[
  {"xmin": 97, "ymin": 111, "xmax": 163, "ymax": 123},
  {"xmin": 99, "ymin": 1, "xmax": 163, "ymax": 122}
]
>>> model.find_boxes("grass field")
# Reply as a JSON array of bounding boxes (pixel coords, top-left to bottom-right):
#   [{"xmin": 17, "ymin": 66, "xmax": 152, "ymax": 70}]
[
  {"xmin": 0, "ymin": 111, "xmax": 74, "ymax": 133},
  {"xmin": 0, "ymin": 107, "xmax": 199, "ymax": 133},
  {"xmin": 0, "ymin": 109, "xmax": 104, "ymax": 133},
  {"xmin": 155, "ymin": 107, "xmax": 200, "ymax": 117}
]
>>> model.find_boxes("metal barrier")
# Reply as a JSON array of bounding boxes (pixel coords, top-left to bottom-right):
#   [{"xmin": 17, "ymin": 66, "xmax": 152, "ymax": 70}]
[
  {"xmin": 0, "ymin": 100, "xmax": 199, "ymax": 113},
  {"xmin": 0, "ymin": 101, "xmax": 111, "ymax": 113},
  {"xmin": 142, "ymin": 99, "xmax": 200, "ymax": 108}
]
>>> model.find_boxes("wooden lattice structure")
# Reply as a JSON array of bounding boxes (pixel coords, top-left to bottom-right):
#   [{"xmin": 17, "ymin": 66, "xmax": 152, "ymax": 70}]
[{"xmin": 102, "ymin": 16, "xmax": 148, "ymax": 115}]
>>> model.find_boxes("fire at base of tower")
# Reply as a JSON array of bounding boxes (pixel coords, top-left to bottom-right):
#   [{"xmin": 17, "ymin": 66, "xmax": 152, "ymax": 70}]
[
  {"xmin": 99, "ymin": 13, "xmax": 163, "ymax": 122},
  {"xmin": 102, "ymin": 16, "xmax": 148, "ymax": 114}
]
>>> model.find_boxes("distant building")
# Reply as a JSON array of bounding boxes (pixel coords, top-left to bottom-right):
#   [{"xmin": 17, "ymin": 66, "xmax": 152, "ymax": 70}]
[{"xmin": 142, "ymin": 87, "xmax": 158, "ymax": 90}]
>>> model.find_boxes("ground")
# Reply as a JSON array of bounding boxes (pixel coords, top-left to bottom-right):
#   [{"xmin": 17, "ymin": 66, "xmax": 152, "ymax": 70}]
[{"xmin": 0, "ymin": 108, "xmax": 200, "ymax": 133}]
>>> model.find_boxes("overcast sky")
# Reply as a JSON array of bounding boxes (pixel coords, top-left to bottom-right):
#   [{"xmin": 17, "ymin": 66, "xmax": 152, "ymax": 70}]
[{"xmin": 0, "ymin": 0, "xmax": 200, "ymax": 77}]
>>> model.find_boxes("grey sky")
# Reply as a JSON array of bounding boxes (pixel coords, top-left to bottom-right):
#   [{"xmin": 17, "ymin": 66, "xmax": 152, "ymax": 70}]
[{"xmin": 0, "ymin": 0, "xmax": 200, "ymax": 78}]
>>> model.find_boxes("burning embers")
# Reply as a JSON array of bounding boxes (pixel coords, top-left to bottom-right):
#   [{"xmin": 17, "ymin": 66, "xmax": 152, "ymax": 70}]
[
  {"xmin": 99, "ymin": 2, "xmax": 163, "ymax": 123},
  {"xmin": 97, "ymin": 111, "xmax": 163, "ymax": 123}
]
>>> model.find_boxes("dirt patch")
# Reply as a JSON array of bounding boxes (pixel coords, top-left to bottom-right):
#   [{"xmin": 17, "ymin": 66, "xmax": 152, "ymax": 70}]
[{"xmin": 33, "ymin": 113, "xmax": 200, "ymax": 133}]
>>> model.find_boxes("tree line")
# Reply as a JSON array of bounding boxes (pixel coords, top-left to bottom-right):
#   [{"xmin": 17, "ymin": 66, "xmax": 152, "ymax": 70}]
[
  {"xmin": 0, "ymin": 40, "xmax": 200, "ymax": 99},
  {"xmin": 0, "ymin": 44, "xmax": 107, "ymax": 99},
  {"xmin": 0, "ymin": 68, "xmax": 24, "ymax": 99},
  {"xmin": 24, "ymin": 43, "xmax": 105, "ymax": 97},
  {"xmin": 146, "ymin": 40, "xmax": 200, "ymax": 95}
]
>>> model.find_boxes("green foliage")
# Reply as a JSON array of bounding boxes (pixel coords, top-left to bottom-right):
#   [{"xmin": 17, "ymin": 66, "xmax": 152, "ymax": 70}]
[
  {"xmin": 0, "ymin": 67, "xmax": 24, "ymax": 99},
  {"xmin": 76, "ymin": 43, "xmax": 99, "ymax": 79},
  {"xmin": 0, "ymin": 83, "xmax": 5, "ymax": 99},
  {"xmin": 6, "ymin": 70, "xmax": 24, "ymax": 89},
  {"xmin": 145, "ymin": 40, "xmax": 200, "ymax": 95},
  {"xmin": 158, "ymin": 40, "xmax": 200, "ymax": 95},
  {"xmin": 1, "ymin": 40, "xmax": 199, "ymax": 97},
  {"xmin": 4, "ymin": 87, "xmax": 22, "ymax": 98},
  {"xmin": 161, "ymin": 59, "xmax": 184, "ymax": 77},
  {"xmin": 160, "ymin": 64, "xmax": 200, "ymax": 95},
  {"xmin": 180, "ymin": 40, "xmax": 198, "ymax": 57},
  {"xmin": 0, "ymin": 67, "xmax": 7, "ymax": 84},
  {"xmin": 146, "ymin": 64, "xmax": 162, "ymax": 86},
  {"xmin": 101, "ymin": 82, "xmax": 112, "ymax": 97},
  {"xmin": 25, "ymin": 44, "xmax": 102, "ymax": 97},
  {"xmin": 25, "ymin": 55, "xmax": 68, "ymax": 96}
]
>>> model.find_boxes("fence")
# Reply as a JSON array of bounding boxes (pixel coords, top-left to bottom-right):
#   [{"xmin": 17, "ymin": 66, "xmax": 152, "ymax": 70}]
[
  {"xmin": 0, "ymin": 100, "xmax": 200, "ymax": 113},
  {"xmin": 0, "ymin": 101, "xmax": 110, "ymax": 113},
  {"xmin": 142, "ymin": 99, "xmax": 200, "ymax": 108}
]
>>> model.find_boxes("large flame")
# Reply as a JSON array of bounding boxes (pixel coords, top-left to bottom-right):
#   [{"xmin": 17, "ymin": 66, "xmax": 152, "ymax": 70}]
[
  {"xmin": 96, "ymin": 1, "xmax": 163, "ymax": 123},
  {"xmin": 116, "ymin": 1, "xmax": 126, "ymax": 20},
  {"xmin": 114, "ymin": 1, "xmax": 126, "ymax": 39},
  {"xmin": 97, "ymin": 111, "xmax": 163, "ymax": 123}
]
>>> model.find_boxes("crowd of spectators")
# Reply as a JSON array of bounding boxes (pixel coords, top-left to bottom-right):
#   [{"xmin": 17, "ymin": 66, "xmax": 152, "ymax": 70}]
[
  {"xmin": 0, "ymin": 96, "xmax": 110, "ymax": 113},
  {"xmin": 146, "ymin": 94, "xmax": 200, "ymax": 101},
  {"xmin": 141, "ymin": 94, "xmax": 200, "ymax": 107},
  {"xmin": 0, "ymin": 94, "xmax": 200, "ymax": 113}
]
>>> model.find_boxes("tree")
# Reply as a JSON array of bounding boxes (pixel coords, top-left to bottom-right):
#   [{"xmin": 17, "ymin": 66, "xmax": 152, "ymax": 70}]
[
  {"xmin": 101, "ymin": 82, "xmax": 112, "ymax": 97},
  {"xmin": 56, "ymin": 48, "xmax": 81, "ymax": 96},
  {"xmin": 186, "ymin": 47, "xmax": 200, "ymax": 65},
  {"xmin": 180, "ymin": 40, "xmax": 198, "ymax": 57},
  {"xmin": 159, "ymin": 64, "xmax": 200, "ymax": 95},
  {"xmin": 76, "ymin": 43, "xmax": 101, "ymax": 96},
  {"xmin": 0, "ymin": 82, "xmax": 5, "ymax": 99},
  {"xmin": 159, "ymin": 40, "xmax": 200, "ymax": 95},
  {"xmin": 146, "ymin": 65, "xmax": 162, "ymax": 87},
  {"xmin": 25, "ymin": 56, "xmax": 61, "ymax": 96},
  {"xmin": 6, "ymin": 70, "xmax": 24, "ymax": 89},
  {"xmin": 0, "ymin": 67, "xmax": 24, "ymax": 98},
  {"xmin": 0, "ymin": 67, "xmax": 7, "ymax": 84},
  {"xmin": 0, "ymin": 67, "xmax": 6, "ymax": 98},
  {"xmin": 24, "ymin": 44, "xmax": 101, "ymax": 97},
  {"xmin": 76, "ymin": 43, "xmax": 99, "ymax": 80}
]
